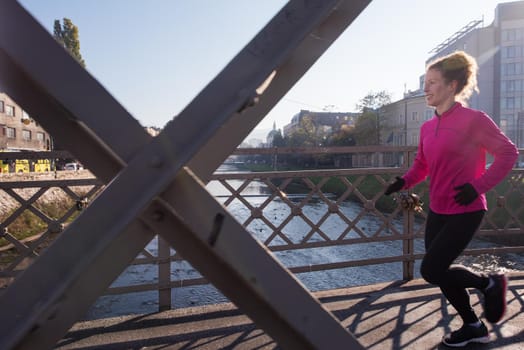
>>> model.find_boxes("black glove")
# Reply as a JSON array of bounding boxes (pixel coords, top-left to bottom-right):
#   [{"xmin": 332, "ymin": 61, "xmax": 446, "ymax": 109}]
[
  {"xmin": 453, "ymin": 183, "xmax": 478, "ymax": 205},
  {"xmin": 385, "ymin": 176, "xmax": 405, "ymax": 195}
]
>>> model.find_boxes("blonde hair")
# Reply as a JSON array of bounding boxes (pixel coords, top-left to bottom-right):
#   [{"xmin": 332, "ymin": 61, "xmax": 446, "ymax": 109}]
[{"xmin": 426, "ymin": 50, "xmax": 479, "ymax": 104}]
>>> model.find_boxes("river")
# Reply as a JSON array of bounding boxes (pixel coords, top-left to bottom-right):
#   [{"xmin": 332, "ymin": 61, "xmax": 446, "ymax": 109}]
[{"xmin": 85, "ymin": 165, "xmax": 524, "ymax": 320}]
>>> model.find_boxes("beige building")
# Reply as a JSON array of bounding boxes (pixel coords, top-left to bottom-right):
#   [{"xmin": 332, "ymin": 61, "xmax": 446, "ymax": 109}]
[
  {"xmin": 0, "ymin": 92, "xmax": 52, "ymax": 151},
  {"xmin": 381, "ymin": 91, "xmax": 433, "ymax": 148}
]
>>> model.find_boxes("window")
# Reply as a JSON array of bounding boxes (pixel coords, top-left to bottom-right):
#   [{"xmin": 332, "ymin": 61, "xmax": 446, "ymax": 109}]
[
  {"xmin": 6, "ymin": 127, "xmax": 15, "ymax": 138},
  {"xmin": 411, "ymin": 111, "xmax": 418, "ymax": 121},
  {"xmin": 5, "ymin": 104, "xmax": 15, "ymax": 116},
  {"xmin": 502, "ymin": 46, "xmax": 521, "ymax": 58},
  {"xmin": 503, "ymin": 62, "xmax": 524, "ymax": 76},
  {"xmin": 425, "ymin": 109, "xmax": 433, "ymax": 120},
  {"xmin": 502, "ymin": 28, "xmax": 524, "ymax": 41},
  {"xmin": 503, "ymin": 29, "xmax": 516, "ymax": 41},
  {"xmin": 503, "ymin": 80, "xmax": 516, "ymax": 92},
  {"xmin": 36, "ymin": 132, "xmax": 45, "ymax": 142},
  {"xmin": 500, "ymin": 119, "xmax": 507, "ymax": 132},
  {"xmin": 502, "ymin": 97, "xmax": 515, "ymax": 109},
  {"xmin": 502, "ymin": 79, "xmax": 524, "ymax": 92},
  {"xmin": 21, "ymin": 110, "xmax": 32, "ymax": 125},
  {"xmin": 22, "ymin": 130, "xmax": 31, "ymax": 140},
  {"xmin": 0, "ymin": 100, "xmax": 4, "ymax": 113},
  {"xmin": 500, "ymin": 114, "xmax": 513, "ymax": 130}
]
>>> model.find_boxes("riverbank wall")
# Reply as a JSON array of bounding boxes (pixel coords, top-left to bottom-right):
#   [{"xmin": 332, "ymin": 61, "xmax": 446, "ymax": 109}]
[{"xmin": 0, "ymin": 170, "xmax": 95, "ymax": 215}]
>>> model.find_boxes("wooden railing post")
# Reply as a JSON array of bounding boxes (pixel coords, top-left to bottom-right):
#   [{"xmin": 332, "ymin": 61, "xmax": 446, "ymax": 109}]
[
  {"xmin": 401, "ymin": 148, "xmax": 417, "ymax": 280},
  {"xmin": 158, "ymin": 236, "xmax": 171, "ymax": 311},
  {"xmin": 402, "ymin": 207, "xmax": 415, "ymax": 280}
]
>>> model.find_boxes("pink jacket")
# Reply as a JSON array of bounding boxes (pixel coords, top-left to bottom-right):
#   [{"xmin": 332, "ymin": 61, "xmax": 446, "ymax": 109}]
[{"xmin": 402, "ymin": 102, "xmax": 518, "ymax": 214}]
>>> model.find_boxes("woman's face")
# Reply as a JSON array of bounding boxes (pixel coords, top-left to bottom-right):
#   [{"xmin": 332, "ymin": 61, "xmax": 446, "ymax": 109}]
[{"xmin": 423, "ymin": 68, "xmax": 456, "ymax": 108}]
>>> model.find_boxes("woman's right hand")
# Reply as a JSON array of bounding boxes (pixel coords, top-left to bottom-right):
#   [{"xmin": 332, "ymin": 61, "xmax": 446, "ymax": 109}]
[{"xmin": 384, "ymin": 176, "xmax": 405, "ymax": 195}]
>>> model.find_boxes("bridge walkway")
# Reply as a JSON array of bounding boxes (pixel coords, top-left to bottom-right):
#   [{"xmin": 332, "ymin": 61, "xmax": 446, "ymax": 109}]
[{"xmin": 57, "ymin": 273, "xmax": 524, "ymax": 349}]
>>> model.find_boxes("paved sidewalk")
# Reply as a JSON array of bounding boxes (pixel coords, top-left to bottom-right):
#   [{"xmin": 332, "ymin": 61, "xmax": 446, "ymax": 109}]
[{"xmin": 57, "ymin": 273, "xmax": 524, "ymax": 349}]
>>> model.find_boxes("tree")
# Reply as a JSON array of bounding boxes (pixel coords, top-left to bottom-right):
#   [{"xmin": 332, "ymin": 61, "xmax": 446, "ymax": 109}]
[
  {"xmin": 353, "ymin": 91, "xmax": 392, "ymax": 145},
  {"xmin": 287, "ymin": 115, "xmax": 319, "ymax": 147},
  {"xmin": 284, "ymin": 116, "xmax": 323, "ymax": 167},
  {"xmin": 53, "ymin": 18, "xmax": 86, "ymax": 67},
  {"xmin": 353, "ymin": 110, "xmax": 379, "ymax": 145},
  {"xmin": 272, "ymin": 130, "xmax": 286, "ymax": 147},
  {"xmin": 356, "ymin": 90, "xmax": 391, "ymax": 112},
  {"xmin": 327, "ymin": 124, "xmax": 356, "ymax": 146}
]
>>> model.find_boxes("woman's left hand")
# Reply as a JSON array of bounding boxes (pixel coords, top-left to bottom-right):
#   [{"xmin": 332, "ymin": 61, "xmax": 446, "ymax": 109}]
[{"xmin": 453, "ymin": 183, "xmax": 478, "ymax": 205}]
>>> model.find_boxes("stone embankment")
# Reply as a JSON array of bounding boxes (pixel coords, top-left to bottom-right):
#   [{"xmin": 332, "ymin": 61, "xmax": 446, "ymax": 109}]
[{"xmin": 0, "ymin": 170, "xmax": 96, "ymax": 215}]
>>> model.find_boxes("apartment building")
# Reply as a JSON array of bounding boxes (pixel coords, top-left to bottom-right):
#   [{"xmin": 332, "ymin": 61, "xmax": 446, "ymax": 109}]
[
  {"xmin": 0, "ymin": 92, "xmax": 52, "ymax": 151},
  {"xmin": 383, "ymin": 1, "xmax": 524, "ymax": 149}
]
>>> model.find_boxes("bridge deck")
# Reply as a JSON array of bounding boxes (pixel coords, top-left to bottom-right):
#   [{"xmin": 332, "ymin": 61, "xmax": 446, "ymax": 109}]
[{"xmin": 57, "ymin": 273, "xmax": 524, "ymax": 349}]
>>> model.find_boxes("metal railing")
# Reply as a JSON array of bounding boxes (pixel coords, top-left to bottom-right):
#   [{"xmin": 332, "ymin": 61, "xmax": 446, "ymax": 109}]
[{"xmin": 1, "ymin": 147, "xmax": 523, "ymax": 316}]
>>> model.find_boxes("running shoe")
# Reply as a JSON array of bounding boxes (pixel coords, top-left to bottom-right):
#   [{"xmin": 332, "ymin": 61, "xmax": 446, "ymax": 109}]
[
  {"xmin": 442, "ymin": 322, "xmax": 490, "ymax": 347},
  {"xmin": 483, "ymin": 274, "xmax": 508, "ymax": 324}
]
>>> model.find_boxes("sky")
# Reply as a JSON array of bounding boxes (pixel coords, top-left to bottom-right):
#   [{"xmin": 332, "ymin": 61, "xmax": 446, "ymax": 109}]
[{"xmin": 18, "ymin": 0, "xmax": 515, "ymax": 142}]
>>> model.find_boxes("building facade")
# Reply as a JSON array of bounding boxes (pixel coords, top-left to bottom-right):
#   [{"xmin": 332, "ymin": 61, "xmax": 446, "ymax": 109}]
[
  {"xmin": 0, "ymin": 92, "xmax": 52, "ymax": 151},
  {"xmin": 383, "ymin": 1, "xmax": 524, "ymax": 149},
  {"xmin": 283, "ymin": 109, "xmax": 358, "ymax": 138},
  {"xmin": 381, "ymin": 90, "xmax": 434, "ymax": 148}
]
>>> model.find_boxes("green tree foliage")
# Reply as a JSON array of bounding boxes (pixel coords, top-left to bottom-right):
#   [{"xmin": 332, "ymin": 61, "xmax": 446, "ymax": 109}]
[
  {"xmin": 353, "ymin": 91, "xmax": 392, "ymax": 145},
  {"xmin": 285, "ymin": 115, "xmax": 342, "ymax": 167},
  {"xmin": 327, "ymin": 124, "xmax": 356, "ymax": 146},
  {"xmin": 353, "ymin": 110, "xmax": 379, "ymax": 145},
  {"xmin": 271, "ymin": 130, "xmax": 286, "ymax": 147},
  {"xmin": 53, "ymin": 18, "xmax": 86, "ymax": 68},
  {"xmin": 287, "ymin": 115, "xmax": 322, "ymax": 147}
]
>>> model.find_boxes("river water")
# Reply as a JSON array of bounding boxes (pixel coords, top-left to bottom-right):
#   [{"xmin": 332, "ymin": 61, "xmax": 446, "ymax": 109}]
[{"xmin": 85, "ymin": 165, "xmax": 524, "ymax": 320}]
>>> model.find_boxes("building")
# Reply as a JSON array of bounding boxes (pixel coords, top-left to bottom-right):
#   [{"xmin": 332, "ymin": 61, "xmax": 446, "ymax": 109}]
[
  {"xmin": 381, "ymin": 90, "xmax": 433, "ymax": 148},
  {"xmin": 265, "ymin": 122, "xmax": 281, "ymax": 147},
  {"xmin": 0, "ymin": 92, "xmax": 52, "ymax": 151},
  {"xmin": 283, "ymin": 109, "xmax": 358, "ymax": 138},
  {"xmin": 383, "ymin": 1, "xmax": 524, "ymax": 150}
]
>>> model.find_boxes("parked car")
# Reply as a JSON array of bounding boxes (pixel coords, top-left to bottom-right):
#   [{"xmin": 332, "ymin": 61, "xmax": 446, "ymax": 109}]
[{"xmin": 63, "ymin": 162, "xmax": 83, "ymax": 171}]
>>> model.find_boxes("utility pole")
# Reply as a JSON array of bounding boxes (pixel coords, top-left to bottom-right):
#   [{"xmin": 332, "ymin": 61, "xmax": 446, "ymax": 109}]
[
  {"xmin": 376, "ymin": 109, "xmax": 380, "ymax": 145},
  {"xmin": 404, "ymin": 96, "xmax": 408, "ymax": 145}
]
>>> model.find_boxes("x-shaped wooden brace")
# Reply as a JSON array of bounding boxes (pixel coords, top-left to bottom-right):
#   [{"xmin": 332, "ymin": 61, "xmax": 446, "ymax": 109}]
[{"xmin": 0, "ymin": 1, "xmax": 371, "ymax": 348}]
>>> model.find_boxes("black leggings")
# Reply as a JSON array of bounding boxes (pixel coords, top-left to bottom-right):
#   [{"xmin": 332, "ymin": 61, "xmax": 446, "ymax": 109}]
[{"xmin": 420, "ymin": 209, "xmax": 490, "ymax": 324}]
